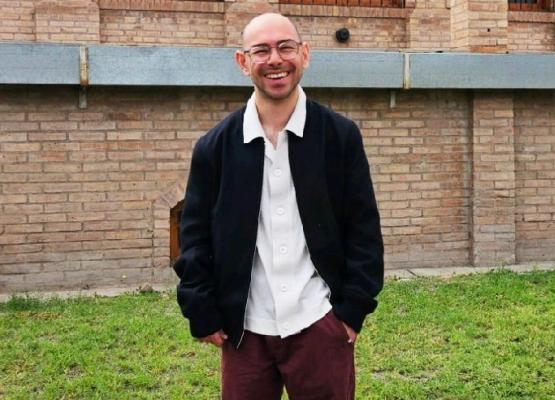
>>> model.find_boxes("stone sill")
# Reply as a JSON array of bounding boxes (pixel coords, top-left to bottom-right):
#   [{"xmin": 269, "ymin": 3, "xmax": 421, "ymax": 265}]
[
  {"xmin": 2, "ymin": 43, "xmax": 555, "ymax": 89},
  {"xmin": 508, "ymin": 11, "xmax": 555, "ymax": 23}
]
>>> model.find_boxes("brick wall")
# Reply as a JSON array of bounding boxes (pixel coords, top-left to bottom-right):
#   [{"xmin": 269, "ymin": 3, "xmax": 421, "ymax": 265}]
[
  {"xmin": 100, "ymin": 9, "xmax": 225, "ymax": 45},
  {"xmin": 35, "ymin": 0, "xmax": 100, "ymax": 43},
  {"xmin": 291, "ymin": 15, "xmax": 407, "ymax": 49},
  {"xmin": 0, "ymin": 0, "xmax": 35, "ymax": 41},
  {"xmin": 471, "ymin": 92, "xmax": 516, "ymax": 267},
  {"xmin": 508, "ymin": 22, "xmax": 555, "ymax": 51},
  {"xmin": 508, "ymin": 11, "xmax": 555, "ymax": 52},
  {"xmin": 0, "ymin": 85, "xmax": 248, "ymax": 291},
  {"xmin": 1, "ymin": 0, "xmax": 555, "ymax": 292},
  {"xmin": 6, "ymin": 85, "xmax": 555, "ymax": 292},
  {"xmin": 515, "ymin": 91, "xmax": 555, "ymax": 262},
  {"xmin": 451, "ymin": 0, "xmax": 469, "ymax": 50},
  {"xmin": 451, "ymin": 0, "xmax": 509, "ymax": 52},
  {"xmin": 314, "ymin": 89, "xmax": 472, "ymax": 269},
  {"xmin": 407, "ymin": 0, "xmax": 451, "ymax": 50},
  {"xmin": 1, "ymin": 0, "xmax": 553, "ymax": 52},
  {"xmin": 0, "ymin": 86, "xmax": 477, "ymax": 291}
]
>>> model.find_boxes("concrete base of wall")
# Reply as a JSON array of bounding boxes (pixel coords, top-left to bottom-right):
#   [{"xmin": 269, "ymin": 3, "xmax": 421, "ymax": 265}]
[{"xmin": 1, "ymin": 262, "xmax": 554, "ymax": 303}]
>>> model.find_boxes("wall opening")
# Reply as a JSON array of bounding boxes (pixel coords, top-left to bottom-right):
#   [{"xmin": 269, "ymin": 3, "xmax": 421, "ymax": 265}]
[
  {"xmin": 279, "ymin": 0, "xmax": 405, "ymax": 7},
  {"xmin": 508, "ymin": 0, "xmax": 554, "ymax": 11},
  {"xmin": 170, "ymin": 199, "xmax": 184, "ymax": 266}
]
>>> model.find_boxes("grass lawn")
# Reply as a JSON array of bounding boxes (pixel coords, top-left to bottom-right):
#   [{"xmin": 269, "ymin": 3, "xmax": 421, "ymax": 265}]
[{"xmin": 1, "ymin": 270, "xmax": 554, "ymax": 399}]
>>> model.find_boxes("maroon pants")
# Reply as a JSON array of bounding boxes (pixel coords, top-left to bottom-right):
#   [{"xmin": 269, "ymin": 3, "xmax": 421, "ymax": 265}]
[{"xmin": 221, "ymin": 312, "xmax": 355, "ymax": 400}]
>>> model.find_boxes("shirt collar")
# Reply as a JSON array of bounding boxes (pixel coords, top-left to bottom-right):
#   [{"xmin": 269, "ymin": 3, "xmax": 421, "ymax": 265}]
[{"xmin": 243, "ymin": 86, "xmax": 307, "ymax": 144}]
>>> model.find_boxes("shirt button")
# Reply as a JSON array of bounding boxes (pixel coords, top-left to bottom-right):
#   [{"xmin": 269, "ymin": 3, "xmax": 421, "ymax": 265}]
[
  {"xmin": 280, "ymin": 283, "xmax": 288, "ymax": 292},
  {"xmin": 276, "ymin": 207, "xmax": 284, "ymax": 215},
  {"xmin": 273, "ymin": 169, "xmax": 282, "ymax": 177},
  {"xmin": 279, "ymin": 245, "xmax": 287, "ymax": 254}
]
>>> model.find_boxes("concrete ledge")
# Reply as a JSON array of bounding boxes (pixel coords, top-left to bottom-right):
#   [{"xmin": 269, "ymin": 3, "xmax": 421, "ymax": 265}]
[
  {"xmin": 88, "ymin": 46, "xmax": 403, "ymax": 88},
  {"xmin": 2, "ymin": 263, "xmax": 554, "ymax": 303},
  {"xmin": 409, "ymin": 53, "xmax": 555, "ymax": 89},
  {"xmin": 1, "ymin": 43, "xmax": 555, "ymax": 89},
  {"xmin": 89, "ymin": 46, "xmax": 247, "ymax": 86},
  {"xmin": 0, "ymin": 43, "xmax": 80, "ymax": 85},
  {"xmin": 406, "ymin": 262, "xmax": 555, "ymax": 279},
  {"xmin": 304, "ymin": 51, "xmax": 403, "ymax": 88}
]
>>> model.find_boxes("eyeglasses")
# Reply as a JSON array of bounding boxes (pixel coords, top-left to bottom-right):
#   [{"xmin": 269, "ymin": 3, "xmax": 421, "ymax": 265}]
[{"xmin": 243, "ymin": 40, "xmax": 303, "ymax": 64}]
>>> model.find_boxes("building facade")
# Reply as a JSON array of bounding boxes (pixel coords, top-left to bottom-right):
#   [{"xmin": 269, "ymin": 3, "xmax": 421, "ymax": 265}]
[{"xmin": 0, "ymin": 0, "xmax": 554, "ymax": 293}]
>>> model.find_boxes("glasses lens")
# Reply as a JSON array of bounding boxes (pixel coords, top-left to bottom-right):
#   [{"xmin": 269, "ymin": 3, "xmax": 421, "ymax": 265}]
[
  {"xmin": 278, "ymin": 41, "xmax": 299, "ymax": 60},
  {"xmin": 250, "ymin": 46, "xmax": 271, "ymax": 63}
]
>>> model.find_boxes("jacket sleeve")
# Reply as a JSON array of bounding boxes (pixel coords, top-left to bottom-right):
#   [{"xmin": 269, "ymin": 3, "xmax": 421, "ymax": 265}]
[
  {"xmin": 173, "ymin": 138, "xmax": 223, "ymax": 338},
  {"xmin": 333, "ymin": 121, "xmax": 384, "ymax": 333}
]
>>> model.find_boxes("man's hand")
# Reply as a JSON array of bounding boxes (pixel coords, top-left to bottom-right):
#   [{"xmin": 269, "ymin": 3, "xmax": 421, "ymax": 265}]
[
  {"xmin": 341, "ymin": 322, "xmax": 357, "ymax": 344},
  {"xmin": 198, "ymin": 330, "xmax": 228, "ymax": 347}
]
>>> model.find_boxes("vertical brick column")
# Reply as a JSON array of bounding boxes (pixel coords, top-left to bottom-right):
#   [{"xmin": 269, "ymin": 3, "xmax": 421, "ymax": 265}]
[
  {"xmin": 0, "ymin": 1, "xmax": 36, "ymax": 41},
  {"xmin": 471, "ymin": 92, "xmax": 516, "ymax": 267},
  {"xmin": 407, "ymin": 0, "xmax": 450, "ymax": 51},
  {"xmin": 224, "ymin": 0, "xmax": 276, "ymax": 47},
  {"xmin": 451, "ymin": 0, "xmax": 508, "ymax": 52},
  {"xmin": 35, "ymin": 0, "xmax": 100, "ymax": 43}
]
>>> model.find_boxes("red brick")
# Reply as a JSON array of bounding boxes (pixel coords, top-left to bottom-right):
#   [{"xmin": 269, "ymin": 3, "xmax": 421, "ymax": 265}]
[
  {"xmin": 0, "ymin": 132, "xmax": 27, "ymax": 142},
  {"xmin": 0, "ymin": 122, "xmax": 39, "ymax": 132},
  {"xmin": 5, "ymin": 224, "xmax": 44, "ymax": 234},
  {"xmin": 2, "ymin": 142, "xmax": 41, "ymax": 152},
  {"xmin": 28, "ymin": 152, "xmax": 68, "ymax": 162}
]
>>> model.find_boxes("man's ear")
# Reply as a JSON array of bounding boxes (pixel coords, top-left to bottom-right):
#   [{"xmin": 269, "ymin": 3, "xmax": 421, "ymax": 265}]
[
  {"xmin": 235, "ymin": 50, "xmax": 251, "ymax": 77},
  {"xmin": 301, "ymin": 42, "xmax": 310, "ymax": 69}
]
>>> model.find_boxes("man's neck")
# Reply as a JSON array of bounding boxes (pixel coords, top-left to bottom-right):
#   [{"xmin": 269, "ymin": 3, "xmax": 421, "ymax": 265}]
[{"xmin": 255, "ymin": 88, "xmax": 299, "ymax": 147}]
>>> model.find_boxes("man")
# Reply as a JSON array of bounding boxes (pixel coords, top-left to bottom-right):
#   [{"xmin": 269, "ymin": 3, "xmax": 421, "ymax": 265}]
[{"xmin": 174, "ymin": 12, "xmax": 384, "ymax": 400}]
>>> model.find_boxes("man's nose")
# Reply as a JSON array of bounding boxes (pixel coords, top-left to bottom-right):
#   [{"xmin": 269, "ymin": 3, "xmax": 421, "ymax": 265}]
[{"xmin": 267, "ymin": 47, "xmax": 283, "ymax": 64}]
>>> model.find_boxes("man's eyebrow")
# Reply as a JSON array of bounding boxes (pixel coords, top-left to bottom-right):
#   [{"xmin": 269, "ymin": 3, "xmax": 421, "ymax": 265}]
[
  {"xmin": 246, "ymin": 38, "xmax": 299, "ymax": 48},
  {"xmin": 247, "ymin": 42, "xmax": 269, "ymax": 49}
]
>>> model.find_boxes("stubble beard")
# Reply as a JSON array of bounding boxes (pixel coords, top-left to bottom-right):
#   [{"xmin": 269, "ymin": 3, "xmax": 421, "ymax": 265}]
[{"xmin": 254, "ymin": 72, "xmax": 302, "ymax": 104}]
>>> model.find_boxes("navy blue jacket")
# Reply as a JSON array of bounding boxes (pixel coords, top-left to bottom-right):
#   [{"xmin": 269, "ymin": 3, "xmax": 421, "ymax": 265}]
[{"xmin": 174, "ymin": 99, "xmax": 384, "ymax": 348}]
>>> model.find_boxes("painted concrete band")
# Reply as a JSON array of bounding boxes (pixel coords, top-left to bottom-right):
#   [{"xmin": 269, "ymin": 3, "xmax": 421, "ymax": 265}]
[
  {"xmin": 1, "ymin": 43, "xmax": 555, "ymax": 89},
  {"xmin": 0, "ymin": 43, "xmax": 80, "ymax": 84},
  {"xmin": 409, "ymin": 53, "xmax": 555, "ymax": 89}
]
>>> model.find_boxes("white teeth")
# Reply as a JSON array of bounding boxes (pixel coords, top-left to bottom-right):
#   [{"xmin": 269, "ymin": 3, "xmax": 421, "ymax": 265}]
[{"xmin": 266, "ymin": 72, "xmax": 288, "ymax": 79}]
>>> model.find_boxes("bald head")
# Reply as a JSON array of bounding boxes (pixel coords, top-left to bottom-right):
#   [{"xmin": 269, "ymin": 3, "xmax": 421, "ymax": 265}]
[
  {"xmin": 242, "ymin": 13, "xmax": 302, "ymax": 48},
  {"xmin": 235, "ymin": 12, "xmax": 310, "ymax": 104}
]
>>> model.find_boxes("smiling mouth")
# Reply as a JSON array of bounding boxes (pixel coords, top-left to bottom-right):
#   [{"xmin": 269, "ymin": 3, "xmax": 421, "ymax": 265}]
[{"xmin": 265, "ymin": 71, "xmax": 289, "ymax": 80}]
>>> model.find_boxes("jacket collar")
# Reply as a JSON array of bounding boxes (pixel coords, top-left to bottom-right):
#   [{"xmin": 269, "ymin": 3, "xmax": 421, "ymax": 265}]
[{"xmin": 243, "ymin": 86, "xmax": 306, "ymax": 144}]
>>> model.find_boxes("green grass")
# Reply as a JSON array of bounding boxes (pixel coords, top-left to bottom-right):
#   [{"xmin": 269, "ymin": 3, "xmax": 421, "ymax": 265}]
[{"xmin": 1, "ymin": 270, "xmax": 554, "ymax": 399}]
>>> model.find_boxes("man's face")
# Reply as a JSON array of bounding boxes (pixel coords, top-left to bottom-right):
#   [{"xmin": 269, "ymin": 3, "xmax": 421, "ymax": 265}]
[{"xmin": 236, "ymin": 14, "xmax": 310, "ymax": 103}]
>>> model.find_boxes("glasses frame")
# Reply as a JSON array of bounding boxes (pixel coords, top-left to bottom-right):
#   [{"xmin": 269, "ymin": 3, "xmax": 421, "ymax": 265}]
[{"xmin": 243, "ymin": 40, "xmax": 304, "ymax": 64}]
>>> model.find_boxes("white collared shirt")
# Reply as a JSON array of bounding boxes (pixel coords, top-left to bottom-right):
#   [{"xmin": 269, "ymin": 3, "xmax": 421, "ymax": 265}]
[{"xmin": 243, "ymin": 87, "xmax": 332, "ymax": 338}]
